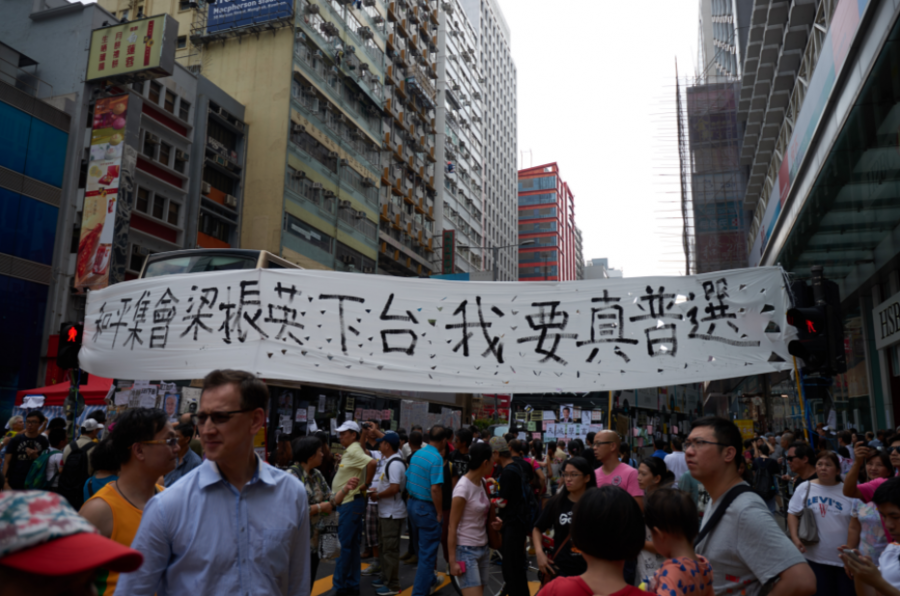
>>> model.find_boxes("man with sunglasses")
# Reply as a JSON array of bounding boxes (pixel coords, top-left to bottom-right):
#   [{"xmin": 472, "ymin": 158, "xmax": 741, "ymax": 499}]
[
  {"xmin": 118, "ymin": 370, "xmax": 311, "ymax": 596},
  {"xmin": 687, "ymin": 416, "xmax": 814, "ymax": 596},
  {"xmin": 784, "ymin": 442, "xmax": 817, "ymax": 491},
  {"xmin": 162, "ymin": 422, "xmax": 202, "ymax": 487}
]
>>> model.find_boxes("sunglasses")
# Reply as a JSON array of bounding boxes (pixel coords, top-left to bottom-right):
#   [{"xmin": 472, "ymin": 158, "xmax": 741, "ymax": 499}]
[
  {"xmin": 196, "ymin": 408, "xmax": 254, "ymax": 425},
  {"xmin": 141, "ymin": 437, "xmax": 179, "ymax": 448},
  {"xmin": 887, "ymin": 446, "xmax": 900, "ymax": 454}
]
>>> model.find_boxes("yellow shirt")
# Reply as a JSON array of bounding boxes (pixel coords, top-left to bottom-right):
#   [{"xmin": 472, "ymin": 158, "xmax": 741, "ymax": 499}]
[{"xmin": 331, "ymin": 441, "xmax": 372, "ymax": 500}]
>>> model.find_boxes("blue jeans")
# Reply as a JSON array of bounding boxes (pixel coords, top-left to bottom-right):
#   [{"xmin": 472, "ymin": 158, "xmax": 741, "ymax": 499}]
[
  {"xmin": 455, "ymin": 544, "xmax": 491, "ymax": 590},
  {"xmin": 408, "ymin": 498, "xmax": 442, "ymax": 596},
  {"xmin": 334, "ymin": 497, "xmax": 366, "ymax": 594}
]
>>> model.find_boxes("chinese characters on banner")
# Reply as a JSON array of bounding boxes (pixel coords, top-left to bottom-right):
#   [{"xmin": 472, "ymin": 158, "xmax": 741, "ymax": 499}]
[
  {"xmin": 79, "ymin": 267, "xmax": 797, "ymax": 393},
  {"xmin": 86, "ymin": 16, "xmax": 174, "ymax": 81},
  {"xmin": 75, "ymin": 95, "xmax": 130, "ymax": 290}
]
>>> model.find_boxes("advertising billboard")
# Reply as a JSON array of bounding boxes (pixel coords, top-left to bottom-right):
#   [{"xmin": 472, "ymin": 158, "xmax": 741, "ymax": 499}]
[
  {"xmin": 207, "ymin": 0, "xmax": 293, "ymax": 34},
  {"xmin": 86, "ymin": 15, "xmax": 177, "ymax": 82},
  {"xmin": 75, "ymin": 95, "xmax": 139, "ymax": 290}
]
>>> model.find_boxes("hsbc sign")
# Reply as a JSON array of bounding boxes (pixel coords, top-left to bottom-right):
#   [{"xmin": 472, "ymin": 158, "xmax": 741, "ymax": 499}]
[{"xmin": 874, "ymin": 291, "xmax": 900, "ymax": 351}]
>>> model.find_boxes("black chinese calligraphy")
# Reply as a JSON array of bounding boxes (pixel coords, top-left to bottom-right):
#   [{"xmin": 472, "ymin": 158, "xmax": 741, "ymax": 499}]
[
  {"xmin": 150, "ymin": 289, "xmax": 179, "ymax": 348},
  {"xmin": 379, "ymin": 293, "xmax": 417, "ymax": 355},
  {"xmin": 218, "ymin": 281, "xmax": 268, "ymax": 344},
  {"xmin": 687, "ymin": 278, "xmax": 761, "ymax": 347},
  {"xmin": 319, "ymin": 294, "xmax": 365, "ymax": 354},
  {"xmin": 181, "ymin": 286, "xmax": 219, "ymax": 341},
  {"xmin": 629, "ymin": 286, "xmax": 684, "ymax": 357},
  {"xmin": 517, "ymin": 302, "xmax": 577, "ymax": 365},
  {"xmin": 576, "ymin": 290, "xmax": 639, "ymax": 363},
  {"xmin": 121, "ymin": 291, "xmax": 150, "ymax": 350},
  {"xmin": 445, "ymin": 297, "xmax": 504, "ymax": 362},
  {"xmin": 265, "ymin": 282, "xmax": 305, "ymax": 346}
]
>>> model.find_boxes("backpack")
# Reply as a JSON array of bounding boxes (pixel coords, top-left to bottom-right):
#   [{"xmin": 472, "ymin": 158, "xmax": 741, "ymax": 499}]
[
  {"xmin": 24, "ymin": 448, "xmax": 60, "ymax": 490},
  {"xmin": 384, "ymin": 457, "xmax": 409, "ymax": 501},
  {"xmin": 752, "ymin": 460, "xmax": 777, "ymax": 500},
  {"xmin": 509, "ymin": 458, "xmax": 541, "ymax": 528},
  {"xmin": 57, "ymin": 440, "xmax": 95, "ymax": 510}
]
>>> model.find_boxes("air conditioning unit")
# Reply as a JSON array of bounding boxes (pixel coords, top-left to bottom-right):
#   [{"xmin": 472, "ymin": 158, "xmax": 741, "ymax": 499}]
[
  {"xmin": 304, "ymin": 4, "xmax": 319, "ymax": 14},
  {"xmin": 328, "ymin": 151, "xmax": 339, "ymax": 158},
  {"xmin": 358, "ymin": 26, "xmax": 373, "ymax": 40},
  {"xmin": 312, "ymin": 182, "xmax": 324, "ymax": 190},
  {"xmin": 373, "ymin": 14, "xmax": 384, "ymax": 23},
  {"xmin": 295, "ymin": 30, "xmax": 305, "ymax": 40},
  {"xmin": 362, "ymin": 178, "xmax": 375, "ymax": 187},
  {"xmin": 175, "ymin": 150, "xmax": 189, "ymax": 162},
  {"xmin": 341, "ymin": 255, "xmax": 354, "ymax": 264},
  {"xmin": 202, "ymin": 182, "xmax": 211, "ymax": 194},
  {"xmin": 291, "ymin": 169, "xmax": 307, "ymax": 180},
  {"xmin": 224, "ymin": 194, "xmax": 238, "ymax": 208},
  {"xmin": 145, "ymin": 133, "xmax": 160, "ymax": 145},
  {"xmin": 363, "ymin": 0, "xmax": 376, "ymax": 5},
  {"xmin": 340, "ymin": 200, "xmax": 353, "ymax": 209},
  {"xmin": 473, "ymin": 92, "xmax": 481, "ymax": 100},
  {"xmin": 291, "ymin": 123, "xmax": 306, "ymax": 134},
  {"xmin": 339, "ymin": 158, "xmax": 349, "ymax": 167},
  {"xmin": 452, "ymin": 83, "xmax": 460, "ymax": 91},
  {"xmin": 356, "ymin": 210, "xmax": 366, "ymax": 219}
]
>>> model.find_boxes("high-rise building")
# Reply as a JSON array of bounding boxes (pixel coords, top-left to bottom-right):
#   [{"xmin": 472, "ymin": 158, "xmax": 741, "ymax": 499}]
[
  {"xmin": 461, "ymin": 0, "xmax": 517, "ymax": 281},
  {"xmin": 584, "ymin": 258, "xmax": 622, "ymax": 280},
  {"xmin": 574, "ymin": 225, "xmax": 584, "ymax": 280},
  {"xmin": 517, "ymin": 163, "xmax": 577, "ymax": 282},
  {"xmin": 696, "ymin": 0, "xmax": 753, "ymax": 83},
  {"xmin": 435, "ymin": 0, "xmax": 485, "ymax": 275}
]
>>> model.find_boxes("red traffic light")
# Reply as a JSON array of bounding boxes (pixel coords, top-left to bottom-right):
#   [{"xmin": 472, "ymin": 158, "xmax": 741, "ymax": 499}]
[{"xmin": 66, "ymin": 327, "xmax": 79, "ymax": 342}]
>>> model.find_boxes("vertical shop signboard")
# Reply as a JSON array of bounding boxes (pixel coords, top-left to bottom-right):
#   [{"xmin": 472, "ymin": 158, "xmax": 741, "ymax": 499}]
[{"xmin": 75, "ymin": 94, "xmax": 140, "ymax": 290}]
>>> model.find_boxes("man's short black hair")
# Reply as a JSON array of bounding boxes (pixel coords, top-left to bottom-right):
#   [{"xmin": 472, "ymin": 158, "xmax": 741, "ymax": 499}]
[
  {"xmin": 838, "ymin": 431, "xmax": 852, "ymax": 445},
  {"xmin": 174, "ymin": 422, "xmax": 194, "ymax": 437},
  {"xmin": 789, "ymin": 441, "xmax": 816, "ymax": 464},
  {"xmin": 873, "ymin": 477, "xmax": 900, "ymax": 508},
  {"xmin": 571, "ymin": 486, "xmax": 644, "ymax": 560},
  {"xmin": 25, "ymin": 411, "xmax": 45, "ymax": 423},
  {"xmin": 456, "ymin": 426, "xmax": 473, "ymax": 448},
  {"xmin": 691, "ymin": 416, "xmax": 743, "ymax": 469},
  {"xmin": 87, "ymin": 410, "xmax": 107, "ymax": 424},
  {"xmin": 409, "ymin": 430, "xmax": 423, "ymax": 447},
  {"xmin": 671, "ymin": 436, "xmax": 683, "ymax": 451},
  {"xmin": 586, "ymin": 432, "xmax": 596, "ymax": 444},
  {"xmin": 47, "ymin": 417, "xmax": 67, "ymax": 430},
  {"xmin": 653, "ymin": 438, "xmax": 666, "ymax": 450},
  {"xmin": 202, "ymin": 369, "xmax": 269, "ymax": 412},
  {"xmin": 48, "ymin": 428, "xmax": 68, "ymax": 448}
]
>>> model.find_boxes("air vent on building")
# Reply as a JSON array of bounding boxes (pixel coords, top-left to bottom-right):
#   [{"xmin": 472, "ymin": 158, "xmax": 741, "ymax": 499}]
[
  {"xmin": 145, "ymin": 133, "xmax": 160, "ymax": 145},
  {"xmin": 340, "ymin": 200, "xmax": 352, "ymax": 209},
  {"xmin": 175, "ymin": 150, "xmax": 188, "ymax": 162},
  {"xmin": 202, "ymin": 182, "xmax": 211, "ymax": 194},
  {"xmin": 225, "ymin": 194, "xmax": 237, "ymax": 208}
]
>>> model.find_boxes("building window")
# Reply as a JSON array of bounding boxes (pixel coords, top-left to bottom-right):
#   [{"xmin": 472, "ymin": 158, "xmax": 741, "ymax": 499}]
[
  {"xmin": 285, "ymin": 213, "xmax": 332, "ymax": 252},
  {"xmin": 177, "ymin": 36, "xmax": 187, "ymax": 49},
  {"xmin": 129, "ymin": 245, "xmax": 151, "ymax": 272},
  {"xmin": 200, "ymin": 212, "xmax": 231, "ymax": 242},
  {"xmin": 164, "ymin": 90, "xmax": 176, "ymax": 113},
  {"xmin": 132, "ymin": 81, "xmax": 144, "ymax": 94},
  {"xmin": 149, "ymin": 81, "xmax": 161, "ymax": 104},
  {"xmin": 152, "ymin": 195, "xmax": 165, "ymax": 220},
  {"xmin": 179, "ymin": 0, "xmax": 193, "ymax": 9},
  {"xmin": 136, "ymin": 187, "xmax": 150, "ymax": 213},
  {"xmin": 203, "ymin": 167, "xmax": 235, "ymax": 195},
  {"xmin": 142, "ymin": 133, "xmax": 156, "ymax": 159},
  {"xmin": 167, "ymin": 201, "xmax": 180, "ymax": 225},
  {"xmin": 158, "ymin": 142, "xmax": 171, "ymax": 167},
  {"xmin": 179, "ymin": 99, "xmax": 191, "ymax": 122}
]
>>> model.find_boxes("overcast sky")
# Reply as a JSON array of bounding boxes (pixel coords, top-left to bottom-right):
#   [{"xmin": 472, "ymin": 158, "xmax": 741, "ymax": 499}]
[{"xmin": 501, "ymin": 0, "xmax": 700, "ymax": 278}]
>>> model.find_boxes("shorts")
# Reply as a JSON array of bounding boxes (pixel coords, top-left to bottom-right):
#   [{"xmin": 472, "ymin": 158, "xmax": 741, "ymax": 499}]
[
  {"xmin": 455, "ymin": 544, "xmax": 491, "ymax": 590},
  {"xmin": 366, "ymin": 502, "xmax": 379, "ymax": 548}
]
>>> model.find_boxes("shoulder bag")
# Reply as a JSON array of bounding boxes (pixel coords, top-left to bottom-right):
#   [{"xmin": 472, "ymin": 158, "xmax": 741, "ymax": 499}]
[
  {"xmin": 694, "ymin": 484, "xmax": 753, "ymax": 547},
  {"xmin": 796, "ymin": 480, "xmax": 820, "ymax": 545}
]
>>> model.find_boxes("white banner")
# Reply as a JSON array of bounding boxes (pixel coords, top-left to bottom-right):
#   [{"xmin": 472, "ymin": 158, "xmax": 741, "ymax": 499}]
[{"xmin": 79, "ymin": 267, "xmax": 796, "ymax": 393}]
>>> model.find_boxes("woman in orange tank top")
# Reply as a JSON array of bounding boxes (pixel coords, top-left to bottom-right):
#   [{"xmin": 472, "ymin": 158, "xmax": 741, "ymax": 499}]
[{"xmin": 80, "ymin": 408, "xmax": 179, "ymax": 596}]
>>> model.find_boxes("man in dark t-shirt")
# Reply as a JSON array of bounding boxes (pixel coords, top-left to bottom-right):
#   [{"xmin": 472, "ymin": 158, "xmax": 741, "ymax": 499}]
[
  {"xmin": 2, "ymin": 412, "xmax": 50, "ymax": 489},
  {"xmin": 491, "ymin": 436, "xmax": 529, "ymax": 595},
  {"xmin": 534, "ymin": 495, "xmax": 585, "ymax": 577}
]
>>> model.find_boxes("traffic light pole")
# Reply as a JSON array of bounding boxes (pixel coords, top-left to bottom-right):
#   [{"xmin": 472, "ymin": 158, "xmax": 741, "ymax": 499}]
[{"xmin": 792, "ymin": 356, "xmax": 810, "ymax": 442}]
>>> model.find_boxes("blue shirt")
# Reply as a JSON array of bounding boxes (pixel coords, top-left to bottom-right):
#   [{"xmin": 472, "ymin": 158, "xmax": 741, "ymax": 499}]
[
  {"xmin": 406, "ymin": 443, "xmax": 443, "ymax": 501},
  {"xmin": 163, "ymin": 447, "xmax": 202, "ymax": 487},
  {"xmin": 652, "ymin": 449, "xmax": 668, "ymax": 460},
  {"xmin": 117, "ymin": 456, "xmax": 310, "ymax": 596}
]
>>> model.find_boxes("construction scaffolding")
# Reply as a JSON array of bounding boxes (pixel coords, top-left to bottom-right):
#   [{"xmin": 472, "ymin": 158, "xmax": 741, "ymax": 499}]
[{"xmin": 677, "ymin": 78, "xmax": 749, "ymax": 275}]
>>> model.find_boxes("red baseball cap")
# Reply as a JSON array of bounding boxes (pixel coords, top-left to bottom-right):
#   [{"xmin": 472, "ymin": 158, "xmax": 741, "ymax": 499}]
[{"xmin": 0, "ymin": 491, "xmax": 143, "ymax": 576}]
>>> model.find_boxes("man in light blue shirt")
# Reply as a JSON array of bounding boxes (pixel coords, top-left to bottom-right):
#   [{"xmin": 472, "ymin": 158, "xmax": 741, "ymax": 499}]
[
  {"xmin": 405, "ymin": 426, "xmax": 445, "ymax": 596},
  {"xmin": 118, "ymin": 370, "xmax": 310, "ymax": 596},
  {"xmin": 162, "ymin": 422, "xmax": 202, "ymax": 487}
]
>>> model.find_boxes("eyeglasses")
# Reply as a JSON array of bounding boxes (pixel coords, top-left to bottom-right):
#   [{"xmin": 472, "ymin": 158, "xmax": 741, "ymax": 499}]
[
  {"xmin": 887, "ymin": 447, "xmax": 900, "ymax": 454},
  {"xmin": 141, "ymin": 437, "xmax": 179, "ymax": 448},
  {"xmin": 196, "ymin": 408, "xmax": 254, "ymax": 426},
  {"xmin": 683, "ymin": 438, "xmax": 730, "ymax": 450}
]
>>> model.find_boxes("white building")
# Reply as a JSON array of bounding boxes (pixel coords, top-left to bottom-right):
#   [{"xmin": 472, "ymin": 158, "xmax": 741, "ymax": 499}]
[
  {"xmin": 584, "ymin": 258, "xmax": 623, "ymax": 280},
  {"xmin": 459, "ymin": 0, "xmax": 517, "ymax": 281}
]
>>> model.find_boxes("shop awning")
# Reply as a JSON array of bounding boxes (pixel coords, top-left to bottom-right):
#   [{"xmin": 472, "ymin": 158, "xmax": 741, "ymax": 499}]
[{"xmin": 16, "ymin": 376, "xmax": 114, "ymax": 407}]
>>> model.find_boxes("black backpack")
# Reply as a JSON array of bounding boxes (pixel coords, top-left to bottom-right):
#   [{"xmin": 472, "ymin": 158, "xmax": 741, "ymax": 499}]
[
  {"xmin": 510, "ymin": 458, "xmax": 541, "ymax": 528},
  {"xmin": 752, "ymin": 460, "xmax": 777, "ymax": 501},
  {"xmin": 385, "ymin": 457, "xmax": 409, "ymax": 501},
  {"xmin": 57, "ymin": 440, "xmax": 95, "ymax": 510}
]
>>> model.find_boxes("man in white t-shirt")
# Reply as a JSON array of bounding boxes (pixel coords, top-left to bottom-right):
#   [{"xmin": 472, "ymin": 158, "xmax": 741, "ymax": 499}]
[
  {"xmin": 368, "ymin": 431, "xmax": 407, "ymax": 596},
  {"xmin": 664, "ymin": 436, "xmax": 688, "ymax": 489},
  {"xmin": 688, "ymin": 416, "xmax": 814, "ymax": 596}
]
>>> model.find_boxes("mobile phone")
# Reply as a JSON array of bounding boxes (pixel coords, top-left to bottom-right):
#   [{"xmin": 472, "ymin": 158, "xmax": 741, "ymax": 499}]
[
  {"xmin": 457, "ymin": 561, "xmax": 466, "ymax": 574},
  {"xmin": 842, "ymin": 549, "xmax": 862, "ymax": 563}
]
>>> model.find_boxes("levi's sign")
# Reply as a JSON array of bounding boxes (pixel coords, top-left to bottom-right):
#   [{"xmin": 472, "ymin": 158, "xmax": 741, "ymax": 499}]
[
  {"xmin": 79, "ymin": 267, "xmax": 796, "ymax": 394},
  {"xmin": 874, "ymin": 291, "xmax": 900, "ymax": 351}
]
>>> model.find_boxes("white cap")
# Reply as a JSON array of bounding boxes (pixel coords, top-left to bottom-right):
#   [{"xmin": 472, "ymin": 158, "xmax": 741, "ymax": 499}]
[
  {"xmin": 336, "ymin": 421, "xmax": 360, "ymax": 433},
  {"xmin": 82, "ymin": 419, "xmax": 104, "ymax": 432}
]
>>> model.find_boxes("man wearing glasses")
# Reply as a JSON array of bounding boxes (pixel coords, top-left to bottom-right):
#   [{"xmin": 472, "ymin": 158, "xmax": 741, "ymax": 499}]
[
  {"xmin": 591, "ymin": 430, "xmax": 643, "ymax": 508},
  {"xmin": 119, "ymin": 370, "xmax": 311, "ymax": 596},
  {"xmin": 687, "ymin": 416, "xmax": 815, "ymax": 596},
  {"xmin": 784, "ymin": 442, "xmax": 817, "ymax": 491},
  {"xmin": 2, "ymin": 411, "xmax": 49, "ymax": 490}
]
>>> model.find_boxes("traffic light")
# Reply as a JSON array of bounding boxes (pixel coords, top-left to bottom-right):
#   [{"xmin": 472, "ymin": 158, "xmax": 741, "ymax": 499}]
[
  {"xmin": 58, "ymin": 322, "xmax": 83, "ymax": 370},
  {"xmin": 786, "ymin": 266, "xmax": 846, "ymax": 376}
]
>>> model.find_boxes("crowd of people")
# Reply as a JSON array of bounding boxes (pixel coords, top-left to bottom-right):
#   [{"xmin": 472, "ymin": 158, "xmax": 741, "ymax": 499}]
[{"xmin": 3, "ymin": 370, "xmax": 900, "ymax": 596}]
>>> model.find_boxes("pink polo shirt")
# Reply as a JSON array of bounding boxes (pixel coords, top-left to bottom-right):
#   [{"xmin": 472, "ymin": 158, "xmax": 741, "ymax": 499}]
[{"xmin": 595, "ymin": 462, "xmax": 644, "ymax": 498}]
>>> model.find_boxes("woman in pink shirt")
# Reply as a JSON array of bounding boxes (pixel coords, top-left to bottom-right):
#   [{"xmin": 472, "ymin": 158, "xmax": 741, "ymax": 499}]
[{"xmin": 845, "ymin": 437, "xmax": 900, "ymax": 503}]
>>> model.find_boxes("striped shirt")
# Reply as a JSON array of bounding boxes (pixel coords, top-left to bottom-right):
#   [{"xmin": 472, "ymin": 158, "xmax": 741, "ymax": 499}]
[{"xmin": 406, "ymin": 443, "xmax": 443, "ymax": 501}]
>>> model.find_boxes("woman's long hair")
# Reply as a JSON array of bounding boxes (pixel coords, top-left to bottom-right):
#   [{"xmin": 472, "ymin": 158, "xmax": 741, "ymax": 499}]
[{"xmin": 542, "ymin": 456, "xmax": 597, "ymax": 525}]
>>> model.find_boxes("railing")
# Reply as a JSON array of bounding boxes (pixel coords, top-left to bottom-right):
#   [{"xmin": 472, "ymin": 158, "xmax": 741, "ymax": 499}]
[{"xmin": 0, "ymin": 56, "xmax": 51, "ymax": 98}]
